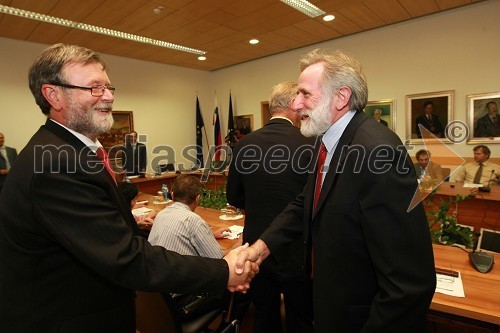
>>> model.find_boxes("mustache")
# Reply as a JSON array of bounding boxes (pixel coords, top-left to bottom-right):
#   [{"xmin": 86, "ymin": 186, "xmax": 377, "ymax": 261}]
[{"xmin": 95, "ymin": 103, "xmax": 113, "ymax": 112}]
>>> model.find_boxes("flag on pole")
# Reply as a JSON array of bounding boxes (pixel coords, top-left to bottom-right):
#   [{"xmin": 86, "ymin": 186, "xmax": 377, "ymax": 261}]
[
  {"xmin": 196, "ymin": 96, "xmax": 204, "ymax": 167},
  {"xmin": 225, "ymin": 93, "xmax": 237, "ymax": 149},
  {"xmin": 213, "ymin": 101, "xmax": 223, "ymax": 161}
]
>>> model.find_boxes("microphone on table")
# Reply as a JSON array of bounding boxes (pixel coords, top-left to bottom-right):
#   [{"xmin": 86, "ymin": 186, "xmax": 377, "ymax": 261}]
[
  {"xmin": 478, "ymin": 170, "xmax": 495, "ymax": 192},
  {"xmin": 469, "ymin": 231, "xmax": 494, "ymax": 273}
]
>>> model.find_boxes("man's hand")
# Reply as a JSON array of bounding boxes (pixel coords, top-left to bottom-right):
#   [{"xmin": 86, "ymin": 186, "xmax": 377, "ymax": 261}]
[
  {"xmin": 224, "ymin": 243, "xmax": 259, "ymax": 292},
  {"xmin": 235, "ymin": 239, "xmax": 270, "ymax": 274}
]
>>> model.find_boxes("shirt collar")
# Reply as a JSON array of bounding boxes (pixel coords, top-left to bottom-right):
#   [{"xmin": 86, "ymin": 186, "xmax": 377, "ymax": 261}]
[
  {"xmin": 321, "ymin": 110, "xmax": 356, "ymax": 154},
  {"xmin": 270, "ymin": 116, "xmax": 293, "ymax": 125},
  {"xmin": 49, "ymin": 119, "xmax": 103, "ymax": 152}
]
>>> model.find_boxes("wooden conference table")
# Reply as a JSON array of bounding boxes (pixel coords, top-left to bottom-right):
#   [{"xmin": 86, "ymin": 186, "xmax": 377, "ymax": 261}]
[
  {"xmin": 136, "ymin": 192, "xmax": 242, "ymax": 252},
  {"xmin": 137, "ymin": 193, "xmax": 499, "ymax": 331},
  {"xmin": 426, "ymin": 182, "xmax": 500, "ymax": 233},
  {"xmin": 430, "ymin": 244, "xmax": 500, "ymax": 332}
]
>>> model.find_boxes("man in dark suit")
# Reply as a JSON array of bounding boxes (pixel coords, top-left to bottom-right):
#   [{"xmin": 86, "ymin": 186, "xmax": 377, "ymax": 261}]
[
  {"xmin": 0, "ymin": 132, "xmax": 17, "ymax": 193},
  {"xmin": 415, "ymin": 100, "xmax": 444, "ymax": 138},
  {"xmin": 235, "ymin": 49, "xmax": 436, "ymax": 332},
  {"xmin": 120, "ymin": 130, "xmax": 147, "ymax": 175},
  {"xmin": 372, "ymin": 108, "xmax": 388, "ymax": 126},
  {"xmin": 226, "ymin": 82, "xmax": 315, "ymax": 332},
  {"xmin": 0, "ymin": 43, "xmax": 256, "ymax": 332},
  {"xmin": 475, "ymin": 101, "xmax": 500, "ymax": 137}
]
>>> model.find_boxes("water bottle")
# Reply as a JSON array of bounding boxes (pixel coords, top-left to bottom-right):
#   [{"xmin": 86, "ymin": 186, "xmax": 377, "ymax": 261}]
[{"xmin": 161, "ymin": 184, "xmax": 169, "ymax": 202}]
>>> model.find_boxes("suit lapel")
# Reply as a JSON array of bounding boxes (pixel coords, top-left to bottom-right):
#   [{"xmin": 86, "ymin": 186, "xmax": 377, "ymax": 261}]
[{"xmin": 312, "ymin": 111, "xmax": 368, "ymax": 217}]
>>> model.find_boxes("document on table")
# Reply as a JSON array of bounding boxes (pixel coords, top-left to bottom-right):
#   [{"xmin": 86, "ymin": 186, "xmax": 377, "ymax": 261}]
[
  {"xmin": 222, "ymin": 225, "xmax": 244, "ymax": 240},
  {"xmin": 435, "ymin": 270, "xmax": 465, "ymax": 297},
  {"xmin": 132, "ymin": 207, "xmax": 153, "ymax": 216},
  {"xmin": 463, "ymin": 183, "xmax": 482, "ymax": 188}
]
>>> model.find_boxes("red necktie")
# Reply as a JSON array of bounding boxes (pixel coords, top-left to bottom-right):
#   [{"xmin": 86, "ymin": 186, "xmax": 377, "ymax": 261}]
[
  {"xmin": 314, "ymin": 142, "xmax": 327, "ymax": 213},
  {"xmin": 96, "ymin": 147, "xmax": 117, "ymax": 185}
]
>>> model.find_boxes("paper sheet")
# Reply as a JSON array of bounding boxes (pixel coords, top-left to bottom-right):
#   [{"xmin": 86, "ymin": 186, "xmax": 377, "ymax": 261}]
[
  {"xmin": 132, "ymin": 207, "xmax": 153, "ymax": 216},
  {"xmin": 222, "ymin": 225, "xmax": 244, "ymax": 240},
  {"xmin": 435, "ymin": 271, "xmax": 465, "ymax": 297}
]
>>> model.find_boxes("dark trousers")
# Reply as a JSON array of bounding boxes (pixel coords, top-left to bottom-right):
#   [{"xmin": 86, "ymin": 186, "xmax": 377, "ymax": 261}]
[{"xmin": 250, "ymin": 271, "xmax": 314, "ymax": 333}]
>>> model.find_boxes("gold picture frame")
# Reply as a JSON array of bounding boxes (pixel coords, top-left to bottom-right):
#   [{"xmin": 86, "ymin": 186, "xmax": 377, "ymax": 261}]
[
  {"xmin": 364, "ymin": 99, "xmax": 396, "ymax": 131},
  {"xmin": 98, "ymin": 111, "xmax": 134, "ymax": 150},
  {"xmin": 466, "ymin": 91, "xmax": 500, "ymax": 144},
  {"xmin": 235, "ymin": 114, "xmax": 253, "ymax": 135},
  {"xmin": 406, "ymin": 90, "xmax": 454, "ymax": 144}
]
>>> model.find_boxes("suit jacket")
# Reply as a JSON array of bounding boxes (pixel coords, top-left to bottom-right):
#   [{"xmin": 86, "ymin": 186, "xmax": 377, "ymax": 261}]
[
  {"xmin": 415, "ymin": 114, "xmax": 444, "ymax": 137},
  {"xmin": 475, "ymin": 114, "xmax": 500, "ymax": 137},
  {"xmin": 0, "ymin": 120, "xmax": 228, "ymax": 333},
  {"xmin": 0, "ymin": 145, "xmax": 17, "ymax": 187},
  {"xmin": 226, "ymin": 118, "xmax": 315, "ymax": 281},
  {"xmin": 414, "ymin": 161, "xmax": 444, "ymax": 183},
  {"xmin": 120, "ymin": 142, "xmax": 147, "ymax": 175},
  {"xmin": 378, "ymin": 119, "xmax": 388, "ymax": 127},
  {"xmin": 261, "ymin": 112, "xmax": 436, "ymax": 332}
]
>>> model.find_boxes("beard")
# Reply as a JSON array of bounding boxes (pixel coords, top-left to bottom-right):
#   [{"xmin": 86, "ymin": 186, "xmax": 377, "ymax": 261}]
[
  {"xmin": 299, "ymin": 94, "xmax": 333, "ymax": 137},
  {"xmin": 66, "ymin": 94, "xmax": 114, "ymax": 139}
]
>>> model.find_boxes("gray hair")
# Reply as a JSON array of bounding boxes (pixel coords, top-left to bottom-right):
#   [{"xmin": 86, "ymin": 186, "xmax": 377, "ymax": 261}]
[
  {"xmin": 28, "ymin": 43, "xmax": 107, "ymax": 115},
  {"xmin": 299, "ymin": 49, "xmax": 368, "ymax": 112},
  {"xmin": 268, "ymin": 81, "xmax": 297, "ymax": 115}
]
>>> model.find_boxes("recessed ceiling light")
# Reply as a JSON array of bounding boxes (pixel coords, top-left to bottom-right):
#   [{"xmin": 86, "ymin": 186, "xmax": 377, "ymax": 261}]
[
  {"xmin": 249, "ymin": 39, "xmax": 259, "ymax": 45},
  {"xmin": 198, "ymin": 56, "xmax": 206, "ymax": 61},
  {"xmin": 280, "ymin": 0, "xmax": 325, "ymax": 18},
  {"xmin": 323, "ymin": 14, "xmax": 335, "ymax": 22},
  {"xmin": 0, "ymin": 5, "xmax": 206, "ymax": 55}
]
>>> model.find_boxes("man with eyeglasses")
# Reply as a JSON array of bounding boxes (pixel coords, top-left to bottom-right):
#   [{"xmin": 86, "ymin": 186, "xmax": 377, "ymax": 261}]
[{"xmin": 0, "ymin": 43, "xmax": 258, "ymax": 332}]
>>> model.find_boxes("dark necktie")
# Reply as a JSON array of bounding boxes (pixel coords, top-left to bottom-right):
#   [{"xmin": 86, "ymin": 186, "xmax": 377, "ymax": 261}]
[
  {"xmin": 314, "ymin": 142, "xmax": 327, "ymax": 213},
  {"xmin": 96, "ymin": 147, "xmax": 117, "ymax": 185},
  {"xmin": 473, "ymin": 163, "xmax": 483, "ymax": 184}
]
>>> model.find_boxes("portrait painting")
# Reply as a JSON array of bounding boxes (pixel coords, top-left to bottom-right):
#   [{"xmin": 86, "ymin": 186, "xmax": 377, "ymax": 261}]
[
  {"xmin": 406, "ymin": 90, "xmax": 454, "ymax": 144},
  {"xmin": 235, "ymin": 114, "xmax": 253, "ymax": 136},
  {"xmin": 466, "ymin": 92, "xmax": 500, "ymax": 144},
  {"xmin": 98, "ymin": 111, "xmax": 134, "ymax": 150},
  {"xmin": 364, "ymin": 99, "xmax": 396, "ymax": 131}
]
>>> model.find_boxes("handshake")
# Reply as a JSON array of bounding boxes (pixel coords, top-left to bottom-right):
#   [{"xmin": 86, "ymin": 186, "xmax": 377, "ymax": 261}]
[{"xmin": 223, "ymin": 240, "xmax": 270, "ymax": 292}]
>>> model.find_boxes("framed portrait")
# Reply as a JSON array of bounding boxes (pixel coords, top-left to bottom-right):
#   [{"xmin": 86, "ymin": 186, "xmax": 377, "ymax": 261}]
[
  {"xmin": 364, "ymin": 99, "xmax": 396, "ymax": 131},
  {"xmin": 406, "ymin": 90, "xmax": 454, "ymax": 144},
  {"xmin": 466, "ymin": 91, "xmax": 500, "ymax": 144},
  {"xmin": 98, "ymin": 111, "xmax": 134, "ymax": 150},
  {"xmin": 235, "ymin": 114, "xmax": 253, "ymax": 136}
]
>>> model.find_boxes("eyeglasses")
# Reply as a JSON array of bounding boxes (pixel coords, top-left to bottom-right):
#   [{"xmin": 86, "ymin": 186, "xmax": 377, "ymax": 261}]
[{"xmin": 51, "ymin": 82, "xmax": 115, "ymax": 97}]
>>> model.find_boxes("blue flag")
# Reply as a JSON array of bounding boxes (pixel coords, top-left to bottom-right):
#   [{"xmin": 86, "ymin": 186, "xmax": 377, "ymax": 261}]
[{"xmin": 196, "ymin": 96, "xmax": 204, "ymax": 167}]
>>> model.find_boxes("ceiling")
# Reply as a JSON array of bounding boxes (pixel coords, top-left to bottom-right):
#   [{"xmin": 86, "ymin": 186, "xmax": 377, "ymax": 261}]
[{"xmin": 0, "ymin": 0, "xmax": 484, "ymax": 71}]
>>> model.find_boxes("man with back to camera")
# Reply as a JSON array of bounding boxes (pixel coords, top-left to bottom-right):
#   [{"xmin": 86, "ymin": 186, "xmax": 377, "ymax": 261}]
[
  {"xmin": 226, "ymin": 81, "xmax": 315, "ymax": 333},
  {"xmin": 453, "ymin": 145, "xmax": 500, "ymax": 186},
  {"xmin": 0, "ymin": 43, "xmax": 257, "ymax": 332},
  {"xmin": 234, "ymin": 49, "xmax": 436, "ymax": 332},
  {"xmin": 0, "ymin": 132, "xmax": 17, "ymax": 194}
]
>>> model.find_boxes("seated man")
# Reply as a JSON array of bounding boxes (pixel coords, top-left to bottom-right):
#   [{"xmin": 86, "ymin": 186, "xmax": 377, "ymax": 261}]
[
  {"xmin": 454, "ymin": 145, "xmax": 500, "ymax": 186},
  {"xmin": 148, "ymin": 174, "xmax": 234, "ymax": 320},
  {"xmin": 118, "ymin": 182, "xmax": 156, "ymax": 238},
  {"xmin": 413, "ymin": 149, "xmax": 444, "ymax": 184}
]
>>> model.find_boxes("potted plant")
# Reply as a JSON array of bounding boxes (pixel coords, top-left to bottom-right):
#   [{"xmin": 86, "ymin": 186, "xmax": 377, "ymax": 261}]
[{"xmin": 426, "ymin": 193, "xmax": 475, "ymax": 249}]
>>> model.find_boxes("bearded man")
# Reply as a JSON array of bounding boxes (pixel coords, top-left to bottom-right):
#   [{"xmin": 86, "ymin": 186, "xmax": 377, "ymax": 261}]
[
  {"xmin": 0, "ymin": 44, "xmax": 256, "ymax": 332},
  {"xmin": 235, "ymin": 49, "xmax": 436, "ymax": 333}
]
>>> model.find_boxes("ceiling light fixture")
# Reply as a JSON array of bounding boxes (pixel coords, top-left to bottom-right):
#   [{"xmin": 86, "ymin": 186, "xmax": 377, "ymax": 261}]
[
  {"xmin": 280, "ymin": 0, "xmax": 325, "ymax": 18},
  {"xmin": 198, "ymin": 56, "xmax": 206, "ymax": 61},
  {"xmin": 249, "ymin": 39, "xmax": 259, "ymax": 45},
  {"xmin": 0, "ymin": 5, "xmax": 206, "ymax": 55},
  {"xmin": 323, "ymin": 14, "xmax": 335, "ymax": 22}
]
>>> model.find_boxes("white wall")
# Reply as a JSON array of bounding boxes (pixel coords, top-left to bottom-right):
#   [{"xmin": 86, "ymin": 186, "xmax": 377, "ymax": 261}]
[{"xmin": 1, "ymin": 0, "xmax": 499, "ymax": 170}]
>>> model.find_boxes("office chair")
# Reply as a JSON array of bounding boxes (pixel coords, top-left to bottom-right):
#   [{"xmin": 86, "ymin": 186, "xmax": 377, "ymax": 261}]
[{"xmin": 135, "ymin": 291, "xmax": 222, "ymax": 333}]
